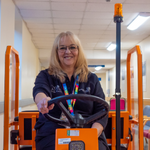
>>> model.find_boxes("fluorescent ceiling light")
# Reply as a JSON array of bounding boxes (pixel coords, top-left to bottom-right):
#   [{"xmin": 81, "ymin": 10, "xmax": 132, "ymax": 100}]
[
  {"xmin": 107, "ymin": 43, "xmax": 116, "ymax": 51},
  {"xmin": 95, "ymin": 66, "xmax": 102, "ymax": 71},
  {"xmin": 127, "ymin": 14, "xmax": 150, "ymax": 30}
]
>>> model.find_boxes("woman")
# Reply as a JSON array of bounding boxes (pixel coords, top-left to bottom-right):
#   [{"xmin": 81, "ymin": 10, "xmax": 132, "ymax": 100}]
[{"xmin": 33, "ymin": 31, "xmax": 109, "ymax": 150}]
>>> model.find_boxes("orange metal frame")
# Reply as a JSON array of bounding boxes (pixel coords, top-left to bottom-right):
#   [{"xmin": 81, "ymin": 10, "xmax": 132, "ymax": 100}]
[
  {"xmin": 127, "ymin": 45, "xmax": 143, "ymax": 150},
  {"xmin": 4, "ymin": 46, "xmax": 20, "ymax": 150}
]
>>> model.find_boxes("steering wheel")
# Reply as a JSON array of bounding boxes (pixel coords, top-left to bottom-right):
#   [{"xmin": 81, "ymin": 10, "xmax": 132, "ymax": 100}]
[{"xmin": 43, "ymin": 94, "xmax": 109, "ymax": 128}]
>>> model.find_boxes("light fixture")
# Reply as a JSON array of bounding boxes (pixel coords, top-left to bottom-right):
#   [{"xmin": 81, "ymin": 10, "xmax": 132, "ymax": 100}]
[
  {"xmin": 95, "ymin": 66, "xmax": 102, "ymax": 71},
  {"xmin": 107, "ymin": 43, "xmax": 116, "ymax": 51},
  {"xmin": 127, "ymin": 13, "xmax": 150, "ymax": 30}
]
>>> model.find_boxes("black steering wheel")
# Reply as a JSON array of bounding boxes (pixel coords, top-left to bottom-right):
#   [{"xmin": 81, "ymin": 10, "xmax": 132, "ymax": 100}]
[{"xmin": 43, "ymin": 94, "xmax": 109, "ymax": 128}]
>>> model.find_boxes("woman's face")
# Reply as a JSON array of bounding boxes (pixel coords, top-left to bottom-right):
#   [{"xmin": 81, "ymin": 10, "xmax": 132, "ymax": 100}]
[{"xmin": 57, "ymin": 36, "xmax": 79, "ymax": 70}]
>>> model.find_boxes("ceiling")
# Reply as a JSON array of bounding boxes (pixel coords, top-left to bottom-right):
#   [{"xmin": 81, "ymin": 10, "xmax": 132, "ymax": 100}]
[{"xmin": 13, "ymin": 0, "xmax": 150, "ymax": 73}]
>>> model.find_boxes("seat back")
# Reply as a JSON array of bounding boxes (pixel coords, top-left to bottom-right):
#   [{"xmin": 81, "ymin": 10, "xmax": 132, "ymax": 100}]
[{"xmin": 110, "ymin": 98, "xmax": 126, "ymax": 110}]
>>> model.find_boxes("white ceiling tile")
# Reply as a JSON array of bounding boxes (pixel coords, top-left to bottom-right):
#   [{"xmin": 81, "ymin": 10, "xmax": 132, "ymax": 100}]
[
  {"xmin": 24, "ymin": 18, "xmax": 52, "ymax": 24},
  {"xmin": 121, "ymin": 42, "xmax": 139, "ymax": 50},
  {"xmin": 103, "ymin": 30, "xmax": 115, "ymax": 34},
  {"xmin": 104, "ymin": 29, "xmax": 129, "ymax": 36},
  {"xmin": 123, "ymin": 3, "xmax": 150, "ymax": 12},
  {"xmin": 53, "ymin": 18, "xmax": 82, "ymax": 24},
  {"xmin": 99, "ymin": 34, "xmax": 125, "ymax": 41},
  {"xmin": 27, "ymin": 23, "xmax": 53, "ymax": 29},
  {"xmin": 33, "ymin": 39, "xmax": 54, "ymax": 43},
  {"xmin": 82, "ymin": 46, "xmax": 95, "ymax": 49},
  {"xmin": 99, "ymin": 36, "xmax": 115, "ymax": 41},
  {"xmin": 14, "ymin": 0, "xmax": 49, "ymax": 1},
  {"xmin": 52, "ymin": 11, "xmax": 84, "ymax": 18},
  {"xmin": 122, "ymin": 13, "xmax": 138, "ymax": 25},
  {"xmin": 35, "ymin": 43, "xmax": 52, "ymax": 46},
  {"xmin": 86, "ymin": 3, "xmax": 114, "ymax": 12},
  {"xmin": 78, "ymin": 35, "xmax": 100, "ymax": 40},
  {"xmin": 102, "ymin": 34, "xmax": 115, "ymax": 38},
  {"xmin": 35, "ymin": 43, "xmax": 53, "ymax": 46},
  {"xmin": 54, "ymin": 24, "xmax": 80, "ymax": 30},
  {"xmin": 51, "ymin": 2, "xmax": 86, "ymax": 11},
  {"xmin": 13, "ymin": 0, "xmax": 150, "ymax": 70},
  {"xmin": 33, "ymin": 42, "xmax": 54, "ymax": 47},
  {"xmin": 51, "ymin": 0, "xmax": 87, "ymax": 2},
  {"xmin": 82, "ymin": 19, "xmax": 111, "ymax": 25},
  {"xmin": 54, "ymin": 30, "xmax": 79, "ymax": 34},
  {"xmin": 122, "ymin": 35, "xmax": 148, "ymax": 42},
  {"xmin": 95, "ymin": 42, "xmax": 110, "ymax": 49},
  {"xmin": 20, "ymin": 10, "xmax": 51, "ymax": 18},
  {"xmin": 78, "ymin": 34, "xmax": 102, "ymax": 38},
  {"xmin": 15, "ymin": 1, "xmax": 50, "ymax": 10},
  {"xmin": 79, "ymin": 30, "xmax": 102, "ymax": 34},
  {"xmin": 82, "ymin": 43, "xmax": 97, "ymax": 47},
  {"xmin": 84, "ymin": 12, "xmax": 113, "ymax": 19},
  {"xmin": 84, "ymin": 50, "xmax": 93, "ymax": 58},
  {"xmin": 125, "ymin": 0, "xmax": 150, "ymax": 3},
  {"xmin": 88, "ymin": 0, "xmax": 125, "ymax": 2},
  {"xmin": 81, "ymin": 25, "xmax": 108, "ymax": 30},
  {"xmin": 108, "ymin": 24, "xmax": 129, "ymax": 31},
  {"xmin": 29, "ymin": 29, "xmax": 54, "ymax": 34},
  {"xmin": 32, "ymin": 33, "xmax": 55, "ymax": 38},
  {"xmin": 36, "ymin": 45, "xmax": 52, "ymax": 49},
  {"xmin": 80, "ymin": 38, "xmax": 99, "ymax": 43},
  {"xmin": 79, "ymin": 30, "xmax": 103, "ymax": 35},
  {"xmin": 32, "ymin": 37, "xmax": 55, "ymax": 41}
]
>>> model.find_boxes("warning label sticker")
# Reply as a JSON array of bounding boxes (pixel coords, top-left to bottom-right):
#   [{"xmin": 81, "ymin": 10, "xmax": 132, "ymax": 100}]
[
  {"xmin": 58, "ymin": 138, "xmax": 71, "ymax": 144},
  {"xmin": 67, "ymin": 130, "xmax": 79, "ymax": 136}
]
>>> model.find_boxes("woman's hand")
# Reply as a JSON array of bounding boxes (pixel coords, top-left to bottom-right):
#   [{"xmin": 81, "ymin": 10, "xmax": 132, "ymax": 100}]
[
  {"xmin": 35, "ymin": 93, "xmax": 54, "ymax": 114},
  {"xmin": 91, "ymin": 122, "xmax": 104, "ymax": 137},
  {"xmin": 37, "ymin": 97, "xmax": 54, "ymax": 114}
]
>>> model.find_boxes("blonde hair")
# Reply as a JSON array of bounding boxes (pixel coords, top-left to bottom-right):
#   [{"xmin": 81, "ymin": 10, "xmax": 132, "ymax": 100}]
[{"xmin": 48, "ymin": 31, "xmax": 89, "ymax": 83}]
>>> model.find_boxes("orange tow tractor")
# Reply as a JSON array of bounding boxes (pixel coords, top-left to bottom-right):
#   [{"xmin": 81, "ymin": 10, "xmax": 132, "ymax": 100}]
[{"xmin": 4, "ymin": 3, "xmax": 144, "ymax": 150}]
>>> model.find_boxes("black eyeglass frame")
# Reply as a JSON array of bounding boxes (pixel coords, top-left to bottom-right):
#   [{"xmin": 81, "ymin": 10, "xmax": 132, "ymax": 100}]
[{"xmin": 57, "ymin": 44, "xmax": 79, "ymax": 52}]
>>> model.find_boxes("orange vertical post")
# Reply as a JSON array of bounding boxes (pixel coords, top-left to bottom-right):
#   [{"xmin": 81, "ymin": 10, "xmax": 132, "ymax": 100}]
[
  {"xmin": 112, "ymin": 114, "xmax": 116, "ymax": 150},
  {"xmin": 32, "ymin": 115, "xmax": 36, "ymax": 150},
  {"xmin": 4, "ymin": 46, "xmax": 20, "ymax": 150},
  {"xmin": 126, "ymin": 45, "xmax": 143, "ymax": 150}
]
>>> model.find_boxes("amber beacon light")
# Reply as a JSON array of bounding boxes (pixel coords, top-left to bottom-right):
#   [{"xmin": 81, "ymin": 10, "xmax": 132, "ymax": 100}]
[{"xmin": 114, "ymin": 3, "xmax": 123, "ymax": 17}]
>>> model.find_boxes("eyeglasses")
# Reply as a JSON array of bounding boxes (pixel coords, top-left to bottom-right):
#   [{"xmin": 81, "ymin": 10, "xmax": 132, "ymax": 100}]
[{"xmin": 58, "ymin": 45, "xmax": 78, "ymax": 53}]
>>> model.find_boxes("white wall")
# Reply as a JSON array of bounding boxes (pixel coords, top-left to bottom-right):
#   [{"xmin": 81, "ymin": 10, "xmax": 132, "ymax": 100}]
[
  {"xmin": 109, "ymin": 67, "xmax": 116, "ymax": 97},
  {"xmin": 14, "ymin": 7, "xmax": 23, "ymax": 100},
  {"xmin": 96, "ymin": 73, "xmax": 106, "ymax": 97},
  {"xmin": 0, "ymin": 0, "xmax": 40, "ymax": 149},
  {"xmin": 139, "ymin": 35, "xmax": 150, "ymax": 98},
  {"xmin": 21, "ymin": 22, "xmax": 40, "ymax": 99},
  {"xmin": 0, "ymin": 0, "xmax": 40, "ymax": 101},
  {"xmin": 120, "ymin": 61, "xmax": 127, "ymax": 98},
  {"xmin": 0, "ymin": 0, "xmax": 15, "ymax": 102}
]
